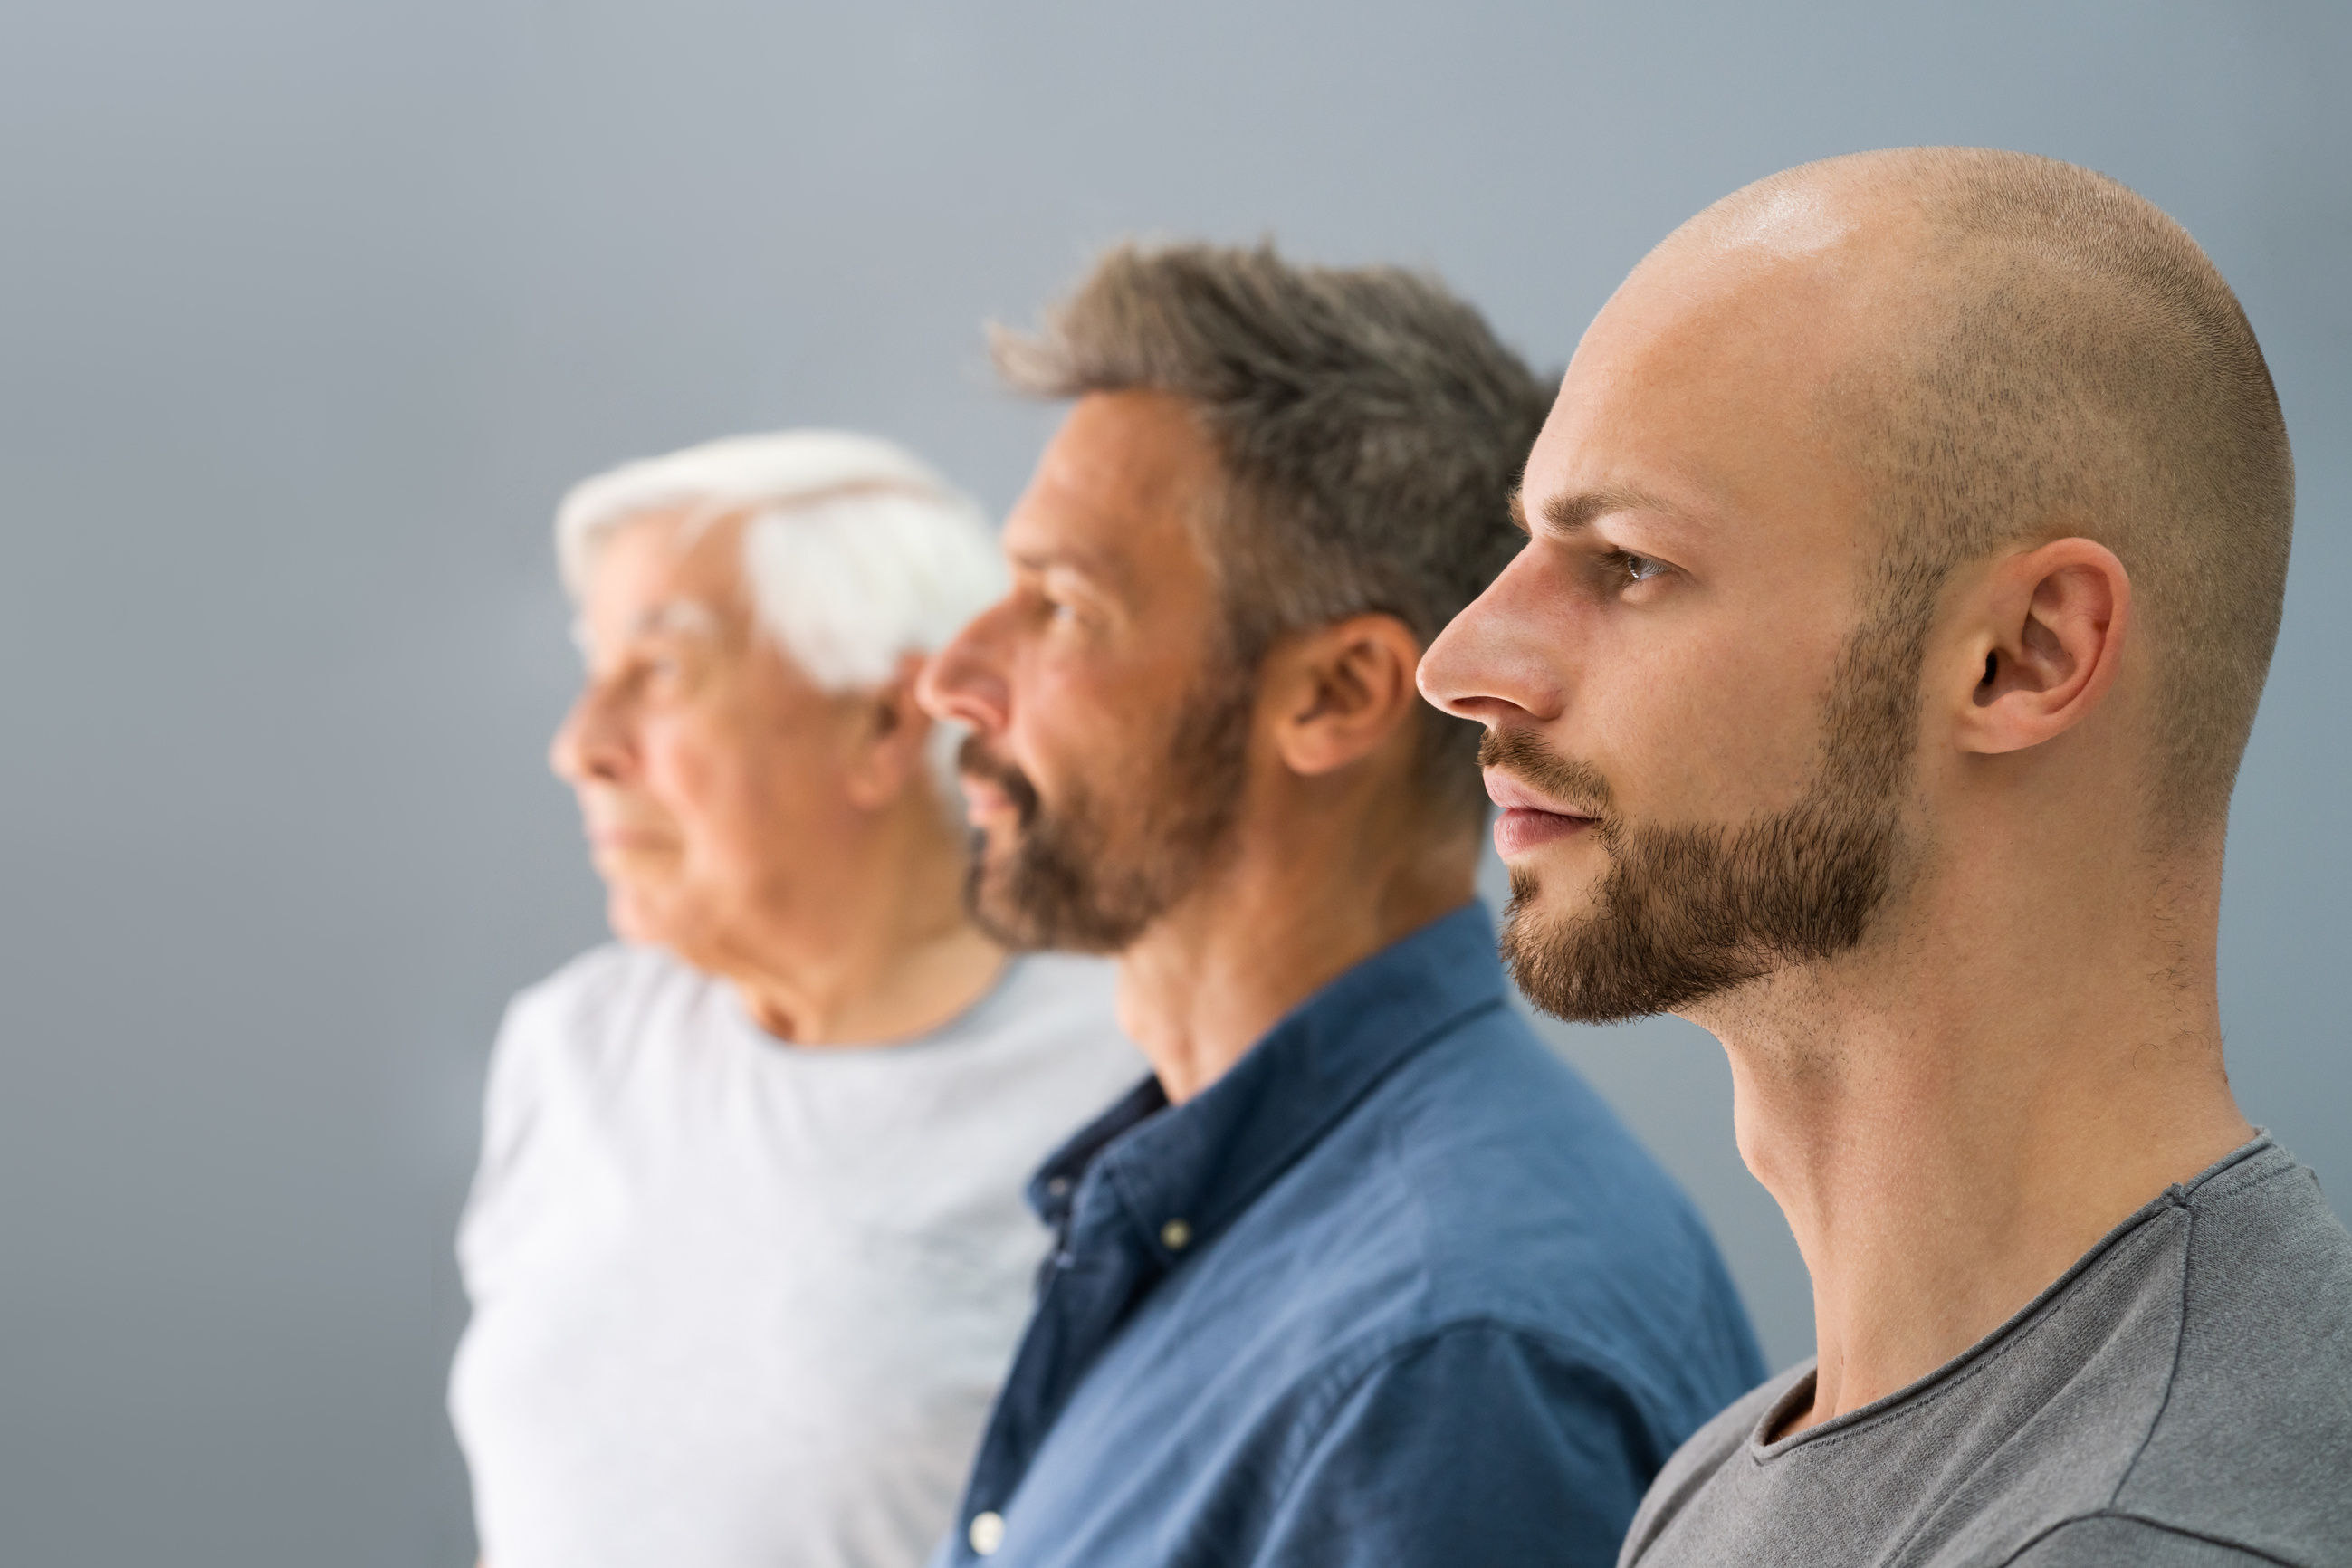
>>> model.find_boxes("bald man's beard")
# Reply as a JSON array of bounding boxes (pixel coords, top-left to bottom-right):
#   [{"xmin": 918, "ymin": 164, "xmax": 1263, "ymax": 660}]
[
  {"xmin": 1493, "ymin": 631, "xmax": 1917, "ymax": 1021},
  {"xmin": 957, "ymin": 671, "xmax": 1254, "ymax": 954}
]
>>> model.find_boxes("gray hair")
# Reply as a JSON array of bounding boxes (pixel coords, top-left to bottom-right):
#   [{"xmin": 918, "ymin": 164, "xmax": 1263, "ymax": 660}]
[
  {"xmin": 991, "ymin": 242, "xmax": 1550, "ymax": 825},
  {"xmin": 554, "ymin": 429, "xmax": 1006, "ymax": 801}
]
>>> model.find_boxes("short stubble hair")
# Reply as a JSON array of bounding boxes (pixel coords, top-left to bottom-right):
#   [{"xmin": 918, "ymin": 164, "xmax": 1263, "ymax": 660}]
[{"xmin": 1503, "ymin": 148, "xmax": 2293, "ymax": 1021}]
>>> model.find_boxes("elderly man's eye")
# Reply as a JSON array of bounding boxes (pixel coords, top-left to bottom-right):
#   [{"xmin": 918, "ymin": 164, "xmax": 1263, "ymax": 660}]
[{"xmin": 633, "ymin": 647, "xmax": 703, "ymax": 697}]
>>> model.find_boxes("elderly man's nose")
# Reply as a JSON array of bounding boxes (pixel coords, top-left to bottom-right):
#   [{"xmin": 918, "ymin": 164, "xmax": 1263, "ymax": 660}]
[
  {"xmin": 917, "ymin": 609, "xmax": 1011, "ymax": 731},
  {"xmin": 550, "ymin": 685, "xmax": 626, "ymax": 784},
  {"xmin": 549, "ymin": 702, "xmax": 590, "ymax": 784}
]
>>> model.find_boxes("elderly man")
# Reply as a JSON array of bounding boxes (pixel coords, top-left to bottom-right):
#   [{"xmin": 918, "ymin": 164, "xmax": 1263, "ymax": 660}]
[
  {"xmin": 449, "ymin": 431, "xmax": 1141, "ymax": 1568},
  {"xmin": 1420, "ymin": 149, "xmax": 2352, "ymax": 1565},
  {"xmin": 916, "ymin": 244, "xmax": 1763, "ymax": 1568}
]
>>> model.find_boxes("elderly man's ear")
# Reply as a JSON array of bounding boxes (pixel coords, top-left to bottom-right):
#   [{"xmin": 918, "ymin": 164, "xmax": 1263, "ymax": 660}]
[
  {"xmin": 1267, "ymin": 614, "xmax": 1428, "ymax": 779},
  {"xmin": 838, "ymin": 651, "xmax": 940, "ymax": 812}
]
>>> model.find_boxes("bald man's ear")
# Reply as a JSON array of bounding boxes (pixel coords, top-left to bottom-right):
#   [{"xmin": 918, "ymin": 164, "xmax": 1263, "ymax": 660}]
[
  {"xmin": 1950, "ymin": 539, "xmax": 2132, "ymax": 757},
  {"xmin": 838, "ymin": 650, "xmax": 937, "ymax": 810},
  {"xmin": 1266, "ymin": 614, "xmax": 1426, "ymax": 779}
]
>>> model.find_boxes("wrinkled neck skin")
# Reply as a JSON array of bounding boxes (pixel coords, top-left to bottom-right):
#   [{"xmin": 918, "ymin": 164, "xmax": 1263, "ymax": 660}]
[
  {"xmin": 1693, "ymin": 824, "xmax": 2252, "ymax": 1436},
  {"xmin": 715, "ymin": 791, "xmax": 1004, "ymax": 1048},
  {"xmin": 1114, "ymin": 771, "xmax": 1480, "ymax": 1106}
]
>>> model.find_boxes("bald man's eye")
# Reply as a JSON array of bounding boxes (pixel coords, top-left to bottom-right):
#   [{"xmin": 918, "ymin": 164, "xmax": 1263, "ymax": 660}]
[{"xmin": 1604, "ymin": 550, "xmax": 1671, "ymax": 588}]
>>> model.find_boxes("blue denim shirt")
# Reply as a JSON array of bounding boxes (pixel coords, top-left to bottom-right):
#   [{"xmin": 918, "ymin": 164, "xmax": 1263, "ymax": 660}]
[{"xmin": 935, "ymin": 904, "xmax": 1764, "ymax": 1568}]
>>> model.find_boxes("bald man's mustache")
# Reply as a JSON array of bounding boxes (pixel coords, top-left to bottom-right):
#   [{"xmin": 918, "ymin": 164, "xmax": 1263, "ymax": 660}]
[{"xmin": 1478, "ymin": 729, "xmax": 1616, "ymax": 822}]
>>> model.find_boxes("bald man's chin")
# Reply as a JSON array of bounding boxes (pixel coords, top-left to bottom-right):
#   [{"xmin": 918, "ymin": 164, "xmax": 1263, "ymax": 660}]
[{"xmin": 1497, "ymin": 855, "xmax": 1602, "ymax": 926}]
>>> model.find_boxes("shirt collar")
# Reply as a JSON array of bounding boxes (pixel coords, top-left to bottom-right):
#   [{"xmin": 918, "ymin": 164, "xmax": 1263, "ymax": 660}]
[{"xmin": 1027, "ymin": 901, "xmax": 1508, "ymax": 1257}]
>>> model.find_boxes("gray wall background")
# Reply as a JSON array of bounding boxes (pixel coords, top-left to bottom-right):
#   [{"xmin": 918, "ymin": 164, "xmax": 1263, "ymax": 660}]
[{"xmin": 1, "ymin": 3, "xmax": 2343, "ymax": 1563}]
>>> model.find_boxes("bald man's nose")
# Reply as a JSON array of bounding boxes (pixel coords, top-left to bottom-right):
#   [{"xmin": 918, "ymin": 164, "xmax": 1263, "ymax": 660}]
[{"xmin": 1417, "ymin": 572, "xmax": 1560, "ymax": 726}]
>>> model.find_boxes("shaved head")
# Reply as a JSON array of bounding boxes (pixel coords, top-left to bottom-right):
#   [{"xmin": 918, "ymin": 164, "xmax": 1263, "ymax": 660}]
[
  {"xmin": 1422, "ymin": 147, "xmax": 2294, "ymax": 1024},
  {"xmin": 1680, "ymin": 148, "xmax": 2292, "ymax": 842}
]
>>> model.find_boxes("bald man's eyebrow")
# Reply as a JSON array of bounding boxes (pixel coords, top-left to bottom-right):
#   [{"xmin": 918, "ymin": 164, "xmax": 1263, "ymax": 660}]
[{"xmin": 1539, "ymin": 483, "xmax": 1688, "ymax": 536}]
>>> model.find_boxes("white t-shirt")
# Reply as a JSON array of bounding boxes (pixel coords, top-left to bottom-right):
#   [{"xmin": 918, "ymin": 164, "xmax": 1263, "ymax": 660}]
[{"xmin": 448, "ymin": 943, "xmax": 1141, "ymax": 1568}]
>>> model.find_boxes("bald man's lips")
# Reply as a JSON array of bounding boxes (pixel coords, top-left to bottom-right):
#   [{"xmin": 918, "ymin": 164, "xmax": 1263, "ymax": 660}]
[
  {"xmin": 1494, "ymin": 807, "xmax": 1594, "ymax": 857},
  {"xmin": 1485, "ymin": 770, "xmax": 1598, "ymax": 858}
]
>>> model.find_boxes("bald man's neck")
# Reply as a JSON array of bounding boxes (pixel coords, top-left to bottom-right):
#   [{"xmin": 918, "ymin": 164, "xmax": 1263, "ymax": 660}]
[{"xmin": 1693, "ymin": 824, "xmax": 2250, "ymax": 1435}]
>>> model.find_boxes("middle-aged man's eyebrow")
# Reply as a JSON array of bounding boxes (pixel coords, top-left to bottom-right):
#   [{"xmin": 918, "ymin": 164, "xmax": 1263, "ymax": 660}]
[{"xmin": 1009, "ymin": 539, "xmax": 1130, "ymax": 595}]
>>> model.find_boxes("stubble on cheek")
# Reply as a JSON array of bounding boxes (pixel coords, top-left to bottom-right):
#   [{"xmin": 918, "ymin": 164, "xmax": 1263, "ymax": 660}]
[{"xmin": 954, "ymin": 666, "xmax": 1254, "ymax": 954}]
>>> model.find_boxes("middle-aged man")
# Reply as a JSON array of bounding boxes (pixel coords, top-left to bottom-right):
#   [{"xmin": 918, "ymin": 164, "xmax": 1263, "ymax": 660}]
[
  {"xmin": 917, "ymin": 243, "xmax": 1764, "ymax": 1568},
  {"xmin": 1422, "ymin": 148, "xmax": 2352, "ymax": 1566},
  {"xmin": 450, "ymin": 431, "xmax": 1141, "ymax": 1568}
]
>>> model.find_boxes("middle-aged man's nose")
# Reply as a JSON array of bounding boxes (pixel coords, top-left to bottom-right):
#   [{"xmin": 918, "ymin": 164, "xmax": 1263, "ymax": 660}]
[{"xmin": 915, "ymin": 611, "xmax": 1011, "ymax": 733}]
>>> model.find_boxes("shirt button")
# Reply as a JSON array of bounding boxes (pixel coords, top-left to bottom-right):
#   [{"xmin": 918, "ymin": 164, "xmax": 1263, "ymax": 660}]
[
  {"xmin": 1160, "ymin": 1218, "xmax": 1192, "ymax": 1251},
  {"xmin": 1045, "ymin": 1176, "xmax": 1071, "ymax": 1198},
  {"xmin": 969, "ymin": 1509, "xmax": 1006, "ymax": 1555}
]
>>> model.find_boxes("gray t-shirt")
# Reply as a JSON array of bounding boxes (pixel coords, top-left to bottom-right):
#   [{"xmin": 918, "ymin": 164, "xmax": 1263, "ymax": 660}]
[{"xmin": 1621, "ymin": 1136, "xmax": 2352, "ymax": 1567}]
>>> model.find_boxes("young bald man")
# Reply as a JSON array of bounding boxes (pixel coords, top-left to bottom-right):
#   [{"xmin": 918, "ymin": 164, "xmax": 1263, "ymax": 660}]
[
  {"xmin": 918, "ymin": 244, "xmax": 1762, "ymax": 1568},
  {"xmin": 1420, "ymin": 148, "xmax": 2351, "ymax": 1565}
]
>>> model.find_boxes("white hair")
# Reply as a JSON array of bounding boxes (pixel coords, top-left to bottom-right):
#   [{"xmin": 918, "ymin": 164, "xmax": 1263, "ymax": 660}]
[{"xmin": 554, "ymin": 429, "xmax": 1005, "ymax": 801}]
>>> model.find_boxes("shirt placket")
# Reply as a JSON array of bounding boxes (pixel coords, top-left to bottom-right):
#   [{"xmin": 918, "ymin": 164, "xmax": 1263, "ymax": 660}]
[{"xmin": 951, "ymin": 1175, "xmax": 1161, "ymax": 1562}]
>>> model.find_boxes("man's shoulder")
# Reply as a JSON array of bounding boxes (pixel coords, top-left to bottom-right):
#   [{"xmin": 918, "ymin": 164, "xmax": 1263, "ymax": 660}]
[
  {"xmin": 1613, "ymin": 1146, "xmax": 2352, "ymax": 1568},
  {"xmin": 865, "ymin": 953, "xmax": 1140, "ymax": 1152},
  {"xmin": 2116, "ymin": 1141, "xmax": 2352, "ymax": 1562},
  {"xmin": 1248, "ymin": 1003, "xmax": 1763, "ymax": 1432},
  {"xmin": 1365, "ymin": 1003, "xmax": 1723, "ymax": 1281},
  {"xmin": 1618, "ymin": 1366, "xmax": 1802, "ymax": 1564},
  {"xmin": 1374, "ymin": 999, "xmax": 1635, "ymax": 1164}
]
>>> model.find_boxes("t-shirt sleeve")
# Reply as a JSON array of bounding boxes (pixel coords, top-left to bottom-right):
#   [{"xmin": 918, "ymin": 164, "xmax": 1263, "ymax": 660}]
[
  {"xmin": 1253, "ymin": 1324, "xmax": 1659, "ymax": 1568},
  {"xmin": 2003, "ymin": 1515, "xmax": 2283, "ymax": 1567},
  {"xmin": 453, "ymin": 986, "xmax": 559, "ymax": 1293},
  {"xmin": 474, "ymin": 994, "xmax": 550, "ymax": 1193}
]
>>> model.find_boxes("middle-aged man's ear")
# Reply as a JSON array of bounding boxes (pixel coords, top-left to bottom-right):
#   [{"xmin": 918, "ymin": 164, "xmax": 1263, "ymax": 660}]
[
  {"xmin": 839, "ymin": 651, "xmax": 934, "ymax": 810},
  {"xmin": 1271, "ymin": 614, "xmax": 1425, "ymax": 778},
  {"xmin": 1950, "ymin": 537, "xmax": 2133, "ymax": 757}
]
